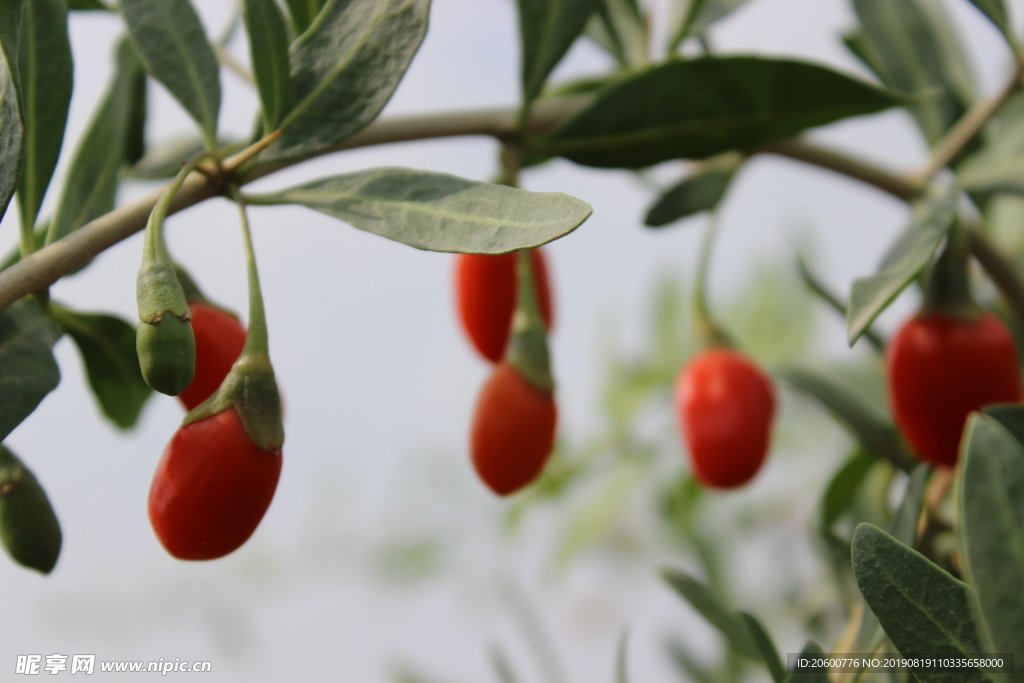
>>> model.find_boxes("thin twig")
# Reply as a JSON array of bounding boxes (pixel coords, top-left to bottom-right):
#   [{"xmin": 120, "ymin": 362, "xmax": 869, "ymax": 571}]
[
  {"xmin": 966, "ymin": 229, "xmax": 1024, "ymax": 329},
  {"xmin": 215, "ymin": 45, "xmax": 254, "ymax": 85}
]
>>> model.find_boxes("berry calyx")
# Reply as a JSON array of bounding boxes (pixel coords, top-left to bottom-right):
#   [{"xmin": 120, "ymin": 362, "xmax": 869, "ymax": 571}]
[
  {"xmin": 675, "ymin": 349, "xmax": 776, "ymax": 489},
  {"xmin": 887, "ymin": 311, "xmax": 1021, "ymax": 467},
  {"xmin": 178, "ymin": 302, "xmax": 247, "ymax": 411},
  {"xmin": 455, "ymin": 248, "xmax": 553, "ymax": 363},
  {"xmin": 470, "ymin": 362, "xmax": 557, "ymax": 495},
  {"xmin": 148, "ymin": 407, "xmax": 282, "ymax": 560}
]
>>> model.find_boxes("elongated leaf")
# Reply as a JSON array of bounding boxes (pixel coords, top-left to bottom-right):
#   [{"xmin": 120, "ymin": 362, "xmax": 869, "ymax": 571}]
[
  {"xmin": 120, "ymin": 0, "xmax": 221, "ymax": 149},
  {"xmin": 852, "ymin": 524, "xmax": 996, "ymax": 683},
  {"xmin": 243, "ymin": 0, "xmax": 292, "ymax": 131},
  {"xmin": 283, "ymin": 0, "xmax": 327, "ymax": 36},
  {"xmin": 787, "ymin": 642, "xmax": 830, "ymax": 683},
  {"xmin": 519, "ymin": 0, "xmax": 599, "ymax": 103},
  {"xmin": 68, "ymin": 0, "xmax": 112, "ymax": 10},
  {"xmin": 983, "ymin": 404, "xmax": 1024, "ymax": 446},
  {"xmin": 127, "ymin": 137, "xmax": 243, "ymax": 180},
  {"xmin": 0, "ymin": 37, "xmax": 21, "ymax": 225},
  {"xmin": 264, "ymin": 0, "xmax": 431, "ymax": 164},
  {"xmin": 852, "ymin": 0, "xmax": 972, "ymax": 145},
  {"xmin": 12, "ymin": 0, "xmax": 72, "ymax": 232},
  {"xmin": 48, "ymin": 38, "xmax": 142, "ymax": 244},
  {"xmin": 738, "ymin": 611, "xmax": 786, "ymax": 683},
  {"xmin": 669, "ymin": 0, "xmax": 752, "ymax": 53},
  {"xmin": 778, "ymin": 366, "xmax": 915, "ymax": 472},
  {"xmin": 890, "ymin": 464, "xmax": 928, "ymax": 547},
  {"xmin": 960, "ymin": 414, "xmax": 1024, "ymax": 683},
  {"xmin": 847, "ymin": 195, "xmax": 955, "ymax": 345},
  {"xmin": 539, "ymin": 57, "xmax": 901, "ymax": 168},
  {"xmin": 488, "ymin": 645, "xmax": 523, "ymax": 683},
  {"xmin": 661, "ymin": 568, "xmax": 760, "ymax": 660},
  {"xmin": 664, "ymin": 639, "xmax": 716, "ymax": 683},
  {"xmin": 644, "ymin": 154, "xmax": 739, "ymax": 227},
  {"xmin": 0, "ymin": 300, "xmax": 61, "ymax": 442},
  {"xmin": 797, "ymin": 254, "xmax": 886, "ymax": 352},
  {"xmin": 957, "ymin": 95, "xmax": 1024, "ymax": 194},
  {"xmin": 246, "ymin": 168, "xmax": 592, "ymax": 254},
  {"xmin": 821, "ymin": 449, "xmax": 877, "ymax": 528},
  {"xmin": 0, "ymin": 445, "xmax": 61, "ymax": 574},
  {"xmin": 50, "ymin": 307, "xmax": 151, "ymax": 430},
  {"xmin": 124, "ymin": 46, "xmax": 147, "ymax": 165},
  {"xmin": 616, "ymin": 630, "xmax": 630, "ymax": 683},
  {"xmin": 965, "ymin": 1, "xmax": 1012, "ymax": 44},
  {"xmin": 584, "ymin": 0, "xmax": 645, "ymax": 70}
]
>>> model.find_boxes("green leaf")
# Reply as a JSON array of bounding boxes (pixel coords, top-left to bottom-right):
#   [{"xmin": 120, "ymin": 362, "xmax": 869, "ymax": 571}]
[
  {"xmin": 120, "ymin": 0, "xmax": 221, "ymax": 150},
  {"xmin": 488, "ymin": 645, "xmax": 523, "ymax": 683},
  {"xmin": 669, "ymin": 0, "xmax": 752, "ymax": 53},
  {"xmin": 852, "ymin": 0, "xmax": 973, "ymax": 146},
  {"xmin": 960, "ymin": 413, "xmax": 1024, "ymax": 683},
  {"xmin": 615, "ymin": 629, "xmax": 630, "ymax": 683},
  {"xmin": 797, "ymin": 254, "xmax": 886, "ymax": 352},
  {"xmin": 518, "ymin": 0, "xmax": 599, "ymax": 103},
  {"xmin": 664, "ymin": 639, "xmax": 716, "ymax": 683},
  {"xmin": 124, "ymin": 45, "xmax": 148, "ymax": 166},
  {"xmin": 12, "ymin": 0, "xmax": 73, "ymax": 232},
  {"xmin": 0, "ymin": 444, "xmax": 61, "ymax": 574},
  {"xmin": 787, "ymin": 642, "xmax": 830, "ymax": 683},
  {"xmin": 0, "ymin": 223, "xmax": 45, "ymax": 271},
  {"xmin": 847, "ymin": 194, "xmax": 955, "ymax": 345},
  {"xmin": 660, "ymin": 568, "xmax": 761, "ymax": 660},
  {"xmin": 778, "ymin": 366, "xmax": 916, "ymax": 472},
  {"xmin": 264, "ymin": 0, "xmax": 431, "ymax": 165},
  {"xmin": 852, "ymin": 523, "xmax": 997, "ymax": 683},
  {"xmin": 890, "ymin": 464, "xmax": 928, "ymax": 547},
  {"xmin": 49, "ymin": 306, "xmax": 152, "ymax": 430},
  {"xmin": 644, "ymin": 154, "xmax": 739, "ymax": 227},
  {"xmin": 0, "ymin": 31, "xmax": 21, "ymax": 226},
  {"xmin": 246, "ymin": 168, "xmax": 593, "ymax": 254},
  {"xmin": 0, "ymin": 300, "xmax": 61, "ymax": 442},
  {"xmin": 126, "ymin": 137, "xmax": 243, "ymax": 180},
  {"xmin": 957, "ymin": 95, "xmax": 1024, "ymax": 194},
  {"xmin": 983, "ymin": 403, "xmax": 1024, "ymax": 446},
  {"xmin": 538, "ymin": 57, "xmax": 901, "ymax": 169},
  {"xmin": 964, "ymin": 0, "xmax": 1013, "ymax": 45},
  {"xmin": 738, "ymin": 611, "xmax": 786, "ymax": 683},
  {"xmin": 283, "ymin": 0, "xmax": 327, "ymax": 36},
  {"xmin": 584, "ymin": 0, "xmax": 645, "ymax": 70},
  {"xmin": 67, "ymin": 0, "xmax": 112, "ymax": 10},
  {"xmin": 243, "ymin": 0, "xmax": 292, "ymax": 131},
  {"xmin": 821, "ymin": 449, "xmax": 877, "ymax": 528},
  {"xmin": 47, "ymin": 38, "xmax": 143, "ymax": 244}
]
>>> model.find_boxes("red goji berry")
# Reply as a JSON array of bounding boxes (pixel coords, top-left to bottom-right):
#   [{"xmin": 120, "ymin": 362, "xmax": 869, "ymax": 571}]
[{"xmin": 177, "ymin": 302, "xmax": 247, "ymax": 411}]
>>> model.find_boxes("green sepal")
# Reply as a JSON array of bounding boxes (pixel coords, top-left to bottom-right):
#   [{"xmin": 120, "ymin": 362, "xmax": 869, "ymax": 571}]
[
  {"xmin": 922, "ymin": 223, "xmax": 982, "ymax": 321},
  {"xmin": 0, "ymin": 445, "xmax": 62, "ymax": 574},
  {"xmin": 507, "ymin": 249, "xmax": 554, "ymax": 393},
  {"xmin": 136, "ymin": 258, "xmax": 190, "ymax": 324},
  {"xmin": 136, "ymin": 315, "xmax": 195, "ymax": 396},
  {"xmin": 182, "ymin": 349, "xmax": 283, "ymax": 452},
  {"xmin": 172, "ymin": 263, "xmax": 241, "ymax": 321}
]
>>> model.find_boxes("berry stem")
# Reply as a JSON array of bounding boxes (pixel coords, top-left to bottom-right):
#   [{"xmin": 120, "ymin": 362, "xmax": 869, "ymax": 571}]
[
  {"xmin": 923, "ymin": 223, "xmax": 981, "ymax": 320},
  {"xmin": 693, "ymin": 214, "xmax": 732, "ymax": 349},
  {"xmin": 508, "ymin": 249, "xmax": 554, "ymax": 393},
  {"xmin": 143, "ymin": 152, "xmax": 218, "ymax": 270},
  {"xmin": 229, "ymin": 188, "xmax": 271, "ymax": 364}
]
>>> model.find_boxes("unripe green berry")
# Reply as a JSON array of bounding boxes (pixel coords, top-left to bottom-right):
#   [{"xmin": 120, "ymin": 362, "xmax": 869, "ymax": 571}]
[{"xmin": 137, "ymin": 315, "xmax": 196, "ymax": 396}]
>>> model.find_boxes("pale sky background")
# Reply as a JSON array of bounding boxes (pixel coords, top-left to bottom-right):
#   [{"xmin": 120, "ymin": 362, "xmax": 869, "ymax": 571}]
[{"xmin": 0, "ymin": 0, "xmax": 1017, "ymax": 681}]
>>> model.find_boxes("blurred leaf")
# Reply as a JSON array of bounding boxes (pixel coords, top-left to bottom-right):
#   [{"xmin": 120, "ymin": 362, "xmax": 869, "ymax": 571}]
[
  {"xmin": 0, "ymin": 444, "xmax": 61, "ymax": 574},
  {"xmin": 121, "ymin": 0, "xmax": 221, "ymax": 149},
  {"xmin": 283, "ymin": 0, "xmax": 327, "ymax": 36},
  {"xmin": 842, "ymin": 29, "xmax": 889, "ymax": 83},
  {"xmin": 890, "ymin": 464, "xmax": 928, "ymax": 547},
  {"xmin": 852, "ymin": 523, "xmax": 994, "ymax": 683},
  {"xmin": 243, "ymin": 0, "xmax": 292, "ymax": 131},
  {"xmin": 664, "ymin": 638, "xmax": 716, "ymax": 683},
  {"xmin": 644, "ymin": 154, "xmax": 740, "ymax": 227},
  {"xmin": 669, "ymin": 0, "xmax": 752, "ymax": 53},
  {"xmin": 852, "ymin": 0, "xmax": 973, "ymax": 145},
  {"xmin": 584, "ymin": 0, "xmax": 646, "ymax": 70},
  {"xmin": 738, "ymin": 611, "xmax": 786, "ymax": 683},
  {"xmin": 67, "ymin": 0, "xmax": 111, "ymax": 9},
  {"xmin": 373, "ymin": 536, "xmax": 444, "ymax": 584},
  {"xmin": 797, "ymin": 254, "xmax": 886, "ymax": 352},
  {"xmin": 983, "ymin": 403, "xmax": 1024, "ymax": 446},
  {"xmin": 540, "ymin": 57, "xmax": 901, "ymax": 169},
  {"xmin": 821, "ymin": 449, "xmax": 877, "ymax": 528},
  {"xmin": 126, "ymin": 137, "xmax": 244, "ymax": 180},
  {"xmin": 263, "ymin": 0, "xmax": 431, "ymax": 164},
  {"xmin": 616, "ymin": 629, "xmax": 631, "ymax": 683},
  {"xmin": 124, "ymin": 46, "xmax": 147, "ymax": 165},
  {"xmin": 9, "ymin": 0, "xmax": 73, "ymax": 232},
  {"xmin": 787, "ymin": 642, "xmax": 830, "ymax": 682},
  {"xmin": 661, "ymin": 568, "xmax": 761, "ymax": 660},
  {"xmin": 960, "ymin": 413, "xmax": 1024, "ymax": 683},
  {"xmin": 0, "ymin": 223, "xmax": 45, "ymax": 271},
  {"xmin": 958, "ymin": 95, "xmax": 1024, "ymax": 194},
  {"xmin": 964, "ymin": 0, "xmax": 1013, "ymax": 45},
  {"xmin": 0, "ymin": 28, "xmax": 20, "ymax": 226},
  {"xmin": 555, "ymin": 467, "xmax": 636, "ymax": 566},
  {"xmin": 488, "ymin": 645, "xmax": 522, "ymax": 683},
  {"xmin": 0, "ymin": 300, "xmax": 61, "ymax": 442},
  {"xmin": 778, "ymin": 366, "xmax": 916, "ymax": 472},
  {"xmin": 246, "ymin": 168, "xmax": 592, "ymax": 254},
  {"xmin": 518, "ymin": 0, "xmax": 600, "ymax": 103},
  {"xmin": 48, "ymin": 38, "xmax": 143, "ymax": 244},
  {"xmin": 847, "ymin": 194, "xmax": 955, "ymax": 345},
  {"xmin": 543, "ymin": 74, "xmax": 620, "ymax": 99},
  {"xmin": 49, "ymin": 306, "xmax": 152, "ymax": 430}
]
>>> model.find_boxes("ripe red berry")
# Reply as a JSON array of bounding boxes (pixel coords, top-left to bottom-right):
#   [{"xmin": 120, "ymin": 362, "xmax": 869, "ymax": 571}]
[
  {"xmin": 887, "ymin": 311, "xmax": 1021, "ymax": 467},
  {"xmin": 178, "ymin": 302, "xmax": 247, "ymax": 411},
  {"xmin": 148, "ymin": 407, "xmax": 282, "ymax": 560},
  {"xmin": 455, "ymin": 249, "xmax": 553, "ymax": 363},
  {"xmin": 675, "ymin": 349, "xmax": 776, "ymax": 489},
  {"xmin": 471, "ymin": 362, "xmax": 557, "ymax": 495}
]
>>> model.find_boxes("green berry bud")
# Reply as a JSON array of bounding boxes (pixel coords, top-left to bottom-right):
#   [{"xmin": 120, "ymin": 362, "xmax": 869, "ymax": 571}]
[
  {"xmin": 0, "ymin": 446, "xmax": 62, "ymax": 574},
  {"xmin": 137, "ymin": 315, "xmax": 196, "ymax": 396}
]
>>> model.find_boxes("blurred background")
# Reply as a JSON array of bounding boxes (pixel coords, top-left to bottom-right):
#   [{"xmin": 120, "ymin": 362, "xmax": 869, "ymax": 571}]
[{"xmin": 0, "ymin": 0, "xmax": 1017, "ymax": 680}]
